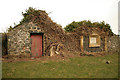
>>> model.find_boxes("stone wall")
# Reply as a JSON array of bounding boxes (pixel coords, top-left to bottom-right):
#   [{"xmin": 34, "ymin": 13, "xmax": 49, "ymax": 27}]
[
  {"xmin": 6, "ymin": 8, "xmax": 120, "ymax": 57},
  {"xmin": 7, "ymin": 22, "xmax": 80, "ymax": 56},
  {"xmin": 61, "ymin": 33, "xmax": 80, "ymax": 53},
  {"xmin": 7, "ymin": 22, "xmax": 120, "ymax": 56},
  {"xmin": 107, "ymin": 35, "xmax": 120, "ymax": 53},
  {"xmin": 7, "ymin": 25, "xmax": 120, "ymax": 57},
  {"xmin": 8, "ymin": 23, "xmax": 31, "ymax": 55},
  {"xmin": 8, "ymin": 22, "xmax": 51, "ymax": 56}
]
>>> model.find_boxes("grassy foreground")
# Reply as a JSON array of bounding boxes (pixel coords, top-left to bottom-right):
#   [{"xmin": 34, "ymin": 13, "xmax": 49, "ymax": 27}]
[{"xmin": 2, "ymin": 53, "xmax": 118, "ymax": 78}]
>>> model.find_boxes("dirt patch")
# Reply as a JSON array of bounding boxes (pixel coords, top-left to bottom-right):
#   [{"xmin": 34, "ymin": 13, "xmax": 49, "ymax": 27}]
[
  {"xmin": 2, "ymin": 52, "xmax": 81, "ymax": 63},
  {"xmin": 2, "ymin": 56, "xmax": 68, "ymax": 63},
  {"xmin": 2, "ymin": 52, "xmax": 112, "ymax": 63}
]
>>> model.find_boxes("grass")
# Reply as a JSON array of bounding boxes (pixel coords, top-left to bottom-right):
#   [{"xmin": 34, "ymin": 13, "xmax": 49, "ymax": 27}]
[{"xmin": 2, "ymin": 53, "xmax": 118, "ymax": 78}]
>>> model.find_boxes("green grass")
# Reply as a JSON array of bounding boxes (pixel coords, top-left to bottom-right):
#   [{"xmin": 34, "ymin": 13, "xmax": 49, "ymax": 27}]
[{"xmin": 2, "ymin": 53, "xmax": 118, "ymax": 78}]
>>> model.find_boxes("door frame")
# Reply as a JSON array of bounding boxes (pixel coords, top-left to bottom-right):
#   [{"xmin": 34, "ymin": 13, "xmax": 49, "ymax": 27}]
[{"xmin": 30, "ymin": 32, "xmax": 44, "ymax": 57}]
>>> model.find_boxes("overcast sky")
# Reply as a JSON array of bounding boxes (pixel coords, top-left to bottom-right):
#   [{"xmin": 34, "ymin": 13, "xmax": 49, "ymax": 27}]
[{"xmin": 0, "ymin": 0, "xmax": 119, "ymax": 34}]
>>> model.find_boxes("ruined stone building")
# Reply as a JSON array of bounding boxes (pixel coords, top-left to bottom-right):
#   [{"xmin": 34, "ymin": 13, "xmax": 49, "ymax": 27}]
[{"xmin": 7, "ymin": 9, "xmax": 120, "ymax": 57}]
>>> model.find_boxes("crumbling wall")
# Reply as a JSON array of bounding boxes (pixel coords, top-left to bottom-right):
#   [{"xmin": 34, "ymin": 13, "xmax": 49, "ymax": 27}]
[
  {"xmin": 7, "ymin": 9, "xmax": 68, "ymax": 56},
  {"xmin": 7, "ymin": 9, "xmax": 120, "ymax": 57},
  {"xmin": 107, "ymin": 35, "xmax": 120, "ymax": 53},
  {"xmin": 8, "ymin": 19, "xmax": 81, "ymax": 57},
  {"xmin": 64, "ymin": 33, "xmax": 81, "ymax": 52}
]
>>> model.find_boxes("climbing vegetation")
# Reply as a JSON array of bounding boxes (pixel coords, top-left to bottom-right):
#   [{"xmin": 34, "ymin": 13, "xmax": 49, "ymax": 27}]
[
  {"xmin": 64, "ymin": 20, "xmax": 113, "ymax": 35},
  {"xmin": 20, "ymin": 7, "xmax": 46, "ymax": 24},
  {"xmin": 8, "ymin": 7, "xmax": 47, "ymax": 31}
]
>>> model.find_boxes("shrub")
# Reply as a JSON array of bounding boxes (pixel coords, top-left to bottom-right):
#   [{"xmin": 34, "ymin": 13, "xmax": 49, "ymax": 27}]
[{"xmin": 64, "ymin": 20, "xmax": 114, "ymax": 35}]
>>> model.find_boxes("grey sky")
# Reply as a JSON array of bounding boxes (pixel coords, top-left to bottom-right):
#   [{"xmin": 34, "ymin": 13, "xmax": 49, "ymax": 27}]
[
  {"xmin": 0, "ymin": 0, "xmax": 119, "ymax": 34},
  {"xmin": 118, "ymin": 1, "xmax": 120, "ymax": 35}
]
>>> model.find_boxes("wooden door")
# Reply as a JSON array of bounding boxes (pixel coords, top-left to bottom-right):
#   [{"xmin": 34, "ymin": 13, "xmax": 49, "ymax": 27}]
[{"xmin": 31, "ymin": 34, "xmax": 42, "ymax": 58}]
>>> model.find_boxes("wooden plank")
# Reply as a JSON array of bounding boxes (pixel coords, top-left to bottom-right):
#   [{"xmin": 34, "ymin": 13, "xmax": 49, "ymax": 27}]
[
  {"xmin": 80, "ymin": 36, "xmax": 83, "ymax": 51},
  {"xmin": 105, "ymin": 37, "xmax": 107, "ymax": 52}
]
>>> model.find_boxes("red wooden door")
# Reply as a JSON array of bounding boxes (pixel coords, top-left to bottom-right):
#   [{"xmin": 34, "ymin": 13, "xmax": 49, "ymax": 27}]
[{"xmin": 31, "ymin": 35, "xmax": 42, "ymax": 58}]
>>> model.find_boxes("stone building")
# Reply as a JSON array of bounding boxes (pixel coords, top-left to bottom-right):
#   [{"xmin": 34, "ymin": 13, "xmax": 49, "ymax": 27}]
[
  {"xmin": 67, "ymin": 27, "xmax": 108, "ymax": 53},
  {"xmin": 7, "ymin": 9, "xmax": 120, "ymax": 57},
  {"xmin": 7, "ymin": 9, "xmax": 80, "ymax": 57}
]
